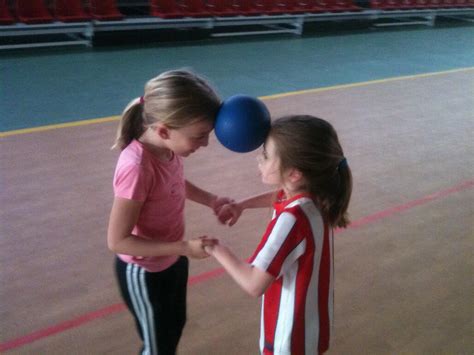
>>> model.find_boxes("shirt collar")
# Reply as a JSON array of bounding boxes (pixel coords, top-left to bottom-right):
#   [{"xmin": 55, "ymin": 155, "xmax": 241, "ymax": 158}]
[{"xmin": 273, "ymin": 190, "xmax": 313, "ymax": 214}]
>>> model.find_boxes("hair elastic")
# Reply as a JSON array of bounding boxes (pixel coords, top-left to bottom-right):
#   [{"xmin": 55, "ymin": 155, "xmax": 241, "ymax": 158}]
[
  {"xmin": 338, "ymin": 157, "xmax": 348, "ymax": 169},
  {"xmin": 139, "ymin": 96, "xmax": 145, "ymax": 105}
]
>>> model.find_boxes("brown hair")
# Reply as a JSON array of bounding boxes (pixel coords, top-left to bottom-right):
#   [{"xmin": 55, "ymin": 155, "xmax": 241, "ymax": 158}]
[
  {"xmin": 113, "ymin": 69, "xmax": 221, "ymax": 150},
  {"xmin": 270, "ymin": 115, "xmax": 352, "ymax": 228}
]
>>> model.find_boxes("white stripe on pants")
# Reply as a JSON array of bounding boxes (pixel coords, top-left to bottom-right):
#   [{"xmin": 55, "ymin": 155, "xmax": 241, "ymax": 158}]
[{"xmin": 126, "ymin": 263, "xmax": 158, "ymax": 355}]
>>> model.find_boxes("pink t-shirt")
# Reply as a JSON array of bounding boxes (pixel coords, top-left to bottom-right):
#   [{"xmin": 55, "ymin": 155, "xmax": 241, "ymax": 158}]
[{"xmin": 113, "ymin": 139, "xmax": 185, "ymax": 272}]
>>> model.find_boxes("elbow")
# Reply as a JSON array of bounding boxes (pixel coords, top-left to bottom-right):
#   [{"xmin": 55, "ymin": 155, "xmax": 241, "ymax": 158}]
[
  {"xmin": 246, "ymin": 285, "xmax": 265, "ymax": 298},
  {"xmin": 107, "ymin": 239, "xmax": 118, "ymax": 253},
  {"xmin": 247, "ymin": 290, "xmax": 263, "ymax": 298},
  {"xmin": 107, "ymin": 233, "xmax": 121, "ymax": 253}
]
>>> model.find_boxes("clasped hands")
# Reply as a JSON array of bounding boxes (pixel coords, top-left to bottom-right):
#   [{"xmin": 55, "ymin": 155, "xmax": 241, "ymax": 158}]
[{"xmin": 188, "ymin": 197, "xmax": 243, "ymax": 259}]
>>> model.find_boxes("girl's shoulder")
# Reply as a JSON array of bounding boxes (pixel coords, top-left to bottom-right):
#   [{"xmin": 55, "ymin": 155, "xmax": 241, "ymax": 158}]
[{"xmin": 277, "ymin": 197, "xmax": 323, "ymax": 225}]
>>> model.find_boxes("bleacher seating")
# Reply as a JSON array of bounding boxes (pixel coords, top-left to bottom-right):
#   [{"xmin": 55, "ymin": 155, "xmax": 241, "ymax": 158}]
[
  {"xmin": 1, "ymin": 0, "xmax": 473, "ymax": 50},
  {"xmin": 16, "ymin": 0, "xmax": 54, "ymax": 23},
  {"xmin": 55, "ymin": 0, "xmax": 90, "ymax": 22}
]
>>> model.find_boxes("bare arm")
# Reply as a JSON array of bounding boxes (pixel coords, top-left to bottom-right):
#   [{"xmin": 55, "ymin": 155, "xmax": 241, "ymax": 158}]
[
  {"xmin": 185, "ymin": 179, "xmax": 235, "ymax": 219},
  {"xmin": 205, "ymin": 243, "xmax": 274, "ymax": 297},
  {"xmin": 238, "ymin": 190, "xmax": 276, "ymax": 210},
  {"xmin": 217, "ymin": 190, "xmax": 277, "ymax": 226},
  {"xmin": 185, "ymin": 179, "xmax": 217, "ymax": 207},
  {"xmin": 107, "ymin": 197, "xmax": 211, "ymax": 258}
]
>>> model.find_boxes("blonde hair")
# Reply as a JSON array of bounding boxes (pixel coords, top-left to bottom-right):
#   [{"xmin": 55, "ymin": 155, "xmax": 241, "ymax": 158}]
[
  {"xmin": 270, "ymin": 115, "xmax": 353, "ymax": 228},
  {"xmin": 113, "ymin": 69, "xmax": 221, "ymax": 150}
]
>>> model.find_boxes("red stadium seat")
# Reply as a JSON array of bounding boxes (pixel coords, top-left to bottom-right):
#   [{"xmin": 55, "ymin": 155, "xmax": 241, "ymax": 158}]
[
  {"xmin": 0, "ymin": 0, "xmax": 15, "ymax": 24},
  {"xmin": 321, "ymin": 0, "xmax": 361, "ymax": 11},
  {"xmin": 152, "ymin": 0, "xmax": 215, "ymax": 18},
  {"xmin": 423, "ymin": 0, "xmax": 444, "ymax": 7},
  {"xmin": 254, "ymin": 0, "xmax": 281, "ymax": 14},
  {"xmin": 16, "ymin": 0, "xmax": 54, "ymax": 23},
  {"xmin": 90, "ymin": 0, "xmax": 123, "ymax": 20},
  {"xmin": 370, "ymin": 0, "xmax": 403, "ymax": 9},
  {"xmin": 205, "ymin": 0, "xmax": 239, "ymax": 16},
  {"xmin": 334, "ymin": 0, "xmax": 361, "ymax": 10},
  {"xmin": 231, "ymin": 0, "xmax": 262, "ymax": 15},
  {"xmin": 440, "ymin": 0, "xmax": 456, "ymax": 6},
  {"xmin": 151, "ymin": 0, "xmax": 183, "ymax": 18},
  {"xmin": 397, "ymin": 0, "xmax": 417, "ymax": 8},
  {"xmin": 269, "ymin": 0, "xmax": 343, "ymax": 14},
  {"xmin": 410, "ymin": 0, "xmax": 436, "ymax": 8},
  {"xmin": 55, "ymin": 0, "xmax": 90, "ymax": 22},
  {"xmin": 454, "ymin": 0, "xmax": 469, "ymax": 6},
  {"xmin": 295, "ymin": 0, "xmax": 327, "ymax": 12},
  {"xmin": 178, "ymin": 0, "xmax": 213, "ymax": 16},
  {"xmin": 273, "ymin": 0, "xmax": 309, "ymax": 13}
]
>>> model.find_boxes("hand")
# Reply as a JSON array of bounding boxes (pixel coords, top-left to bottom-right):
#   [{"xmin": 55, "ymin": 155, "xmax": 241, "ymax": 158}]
[
  {"xmin": 211, "ymin": 196, "xmax": 234, "ymax": 216},
  {"xmin": 186, "ymin": 237, "xmax": 219, "ymax": 259},
  {"xmin": 202, "ymin": 237, "xmax": 221, "ymax": 255},
  {"xmin": 217, "ymin": 202, "xmax": 243, "ymax": 226}
]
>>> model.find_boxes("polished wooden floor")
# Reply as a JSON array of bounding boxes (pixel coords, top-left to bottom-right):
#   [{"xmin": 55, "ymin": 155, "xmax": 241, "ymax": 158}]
[{"xmin": 1, "ymin": 69, "xmax": 473, "ymax": 354}]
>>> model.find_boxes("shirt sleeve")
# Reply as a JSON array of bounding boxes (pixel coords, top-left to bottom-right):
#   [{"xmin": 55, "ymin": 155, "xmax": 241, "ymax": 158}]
[
  {"xmin": 113, "ymin": 162, "xmax": 153, "ymax": 202},
  {"xmin": 251, "ymin": 211, "xmax": 305, "ymax": 278}
]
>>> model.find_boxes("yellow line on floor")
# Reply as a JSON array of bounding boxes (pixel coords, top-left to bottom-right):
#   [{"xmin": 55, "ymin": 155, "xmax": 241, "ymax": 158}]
[
  {"xmin": 2, "ymin": 67, "xmax": 473, "ymax": 138},
  {"xmin": 0, "ymin": 116, "xmax": 120, "ymax": 138},
  {"xmin": 260, "ymin": 67, "xmax": 474, "ymax": 100}
]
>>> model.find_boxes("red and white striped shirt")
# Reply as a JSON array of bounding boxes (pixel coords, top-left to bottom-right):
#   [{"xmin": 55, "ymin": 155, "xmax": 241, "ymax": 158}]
[{"xmin": 250, "ymin": 191, "xmax": 334, "ymax": 355}]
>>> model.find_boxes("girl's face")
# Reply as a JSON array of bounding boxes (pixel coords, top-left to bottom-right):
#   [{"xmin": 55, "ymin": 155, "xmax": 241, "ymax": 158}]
[
  {"xmin": 257, "ymin": 137, "xmax": 282, "ymax": 186},
  {"xmin": 167, "ymin": 119, "xmax": 214, "ymax": 157}
]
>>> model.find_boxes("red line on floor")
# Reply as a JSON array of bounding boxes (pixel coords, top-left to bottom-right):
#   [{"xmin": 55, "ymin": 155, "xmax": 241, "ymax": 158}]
[
  {"xmin": 0, "ymin": 303, "xmax": 126, "ymax": 352},
  {"xmin": 1, "ymin": 179, "xmax": 472, "ymax": 352}
]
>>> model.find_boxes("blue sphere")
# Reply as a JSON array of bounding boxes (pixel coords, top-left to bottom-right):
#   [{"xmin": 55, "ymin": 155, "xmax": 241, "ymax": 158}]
[{"xmin": 215, "ymin": 95, "xmax": 271, "ymax": 153}]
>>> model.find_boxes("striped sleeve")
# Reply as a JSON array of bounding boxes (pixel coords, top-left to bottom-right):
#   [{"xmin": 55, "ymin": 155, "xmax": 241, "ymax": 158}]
[{"xmin": 251, "ymin": 211, "xmax": 305, "ymax": 278}]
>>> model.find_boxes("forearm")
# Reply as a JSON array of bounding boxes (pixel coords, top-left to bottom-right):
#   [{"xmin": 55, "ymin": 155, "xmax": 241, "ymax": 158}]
[
  {"xmin": 108, "ymin": 233, "xmax": 188, "ymax": 257},
  {"xmin": 185, "ymin": 180, "xmax": 216, "ymax": 207},
  {"xmin": 210, "ymin": 244, "xmax": 268, "ymax": 297},
  {"xmin": 238, "ymin": 191, "xmax": 276, "ymax": 210},
  {"xmin": 108, "ymin": 196, "xmax": 207, "ymax": 258}
]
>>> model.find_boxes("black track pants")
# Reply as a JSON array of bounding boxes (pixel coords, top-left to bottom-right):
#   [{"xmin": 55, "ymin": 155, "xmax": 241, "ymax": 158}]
[{"xmin": 115, "ymin": 256, "xmax": 188, "ymax": 355}]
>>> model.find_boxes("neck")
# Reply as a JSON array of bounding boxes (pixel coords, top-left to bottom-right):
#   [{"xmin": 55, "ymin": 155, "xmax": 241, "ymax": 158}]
[
  {"xmin": 282, "ymin": 187, "xmax": 308, "ymax": 200},
  {"xmin": 138, "ymin": 129, "xmax": 172, "ymax": 161}
]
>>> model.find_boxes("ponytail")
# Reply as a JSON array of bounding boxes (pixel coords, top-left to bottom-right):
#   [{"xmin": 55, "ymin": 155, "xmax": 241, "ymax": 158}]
[
  {"xmin": 329, "ymin": 161, "xmax": 352, "ymax": 228},
  {"xmin": 112, "ymin": 98, "xmax": 145, "ymax": 150}
]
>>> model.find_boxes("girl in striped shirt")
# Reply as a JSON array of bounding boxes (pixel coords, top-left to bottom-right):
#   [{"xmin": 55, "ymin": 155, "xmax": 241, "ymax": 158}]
[{"xmin": 205, "ymin": 115, "xmax": 353, "ymax": 355}]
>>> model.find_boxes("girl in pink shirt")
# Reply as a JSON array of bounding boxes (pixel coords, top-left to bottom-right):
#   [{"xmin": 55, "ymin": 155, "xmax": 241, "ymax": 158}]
[
  {"xmin": 204, "ymin": 115, "xmax": 353, "ymax": 355},
  {"xmin": 107, "ymin": 69, "xmax": 231, "ymax": 355}
]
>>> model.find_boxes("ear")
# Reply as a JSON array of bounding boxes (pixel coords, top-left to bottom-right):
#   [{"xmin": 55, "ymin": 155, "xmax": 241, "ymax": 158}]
[
  {"xmin": 152, "ymin": 123, "xmax": 170, "ymax": 140},
  {"xmin": 286, "ymin": 168, "xmax": 304, "ymax": 184}
]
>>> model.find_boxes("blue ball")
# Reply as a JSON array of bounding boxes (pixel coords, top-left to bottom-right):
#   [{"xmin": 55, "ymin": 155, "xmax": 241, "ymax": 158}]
[{"xmin": 215, "ymin": 95, "xmax": 271, "ymax": 153}]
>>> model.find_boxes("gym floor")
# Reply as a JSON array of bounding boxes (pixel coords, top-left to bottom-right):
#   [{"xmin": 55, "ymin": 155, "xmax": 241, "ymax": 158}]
[{"xmin": 1, "ymin": 21, "xmax": 473, "ymax": 354}]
